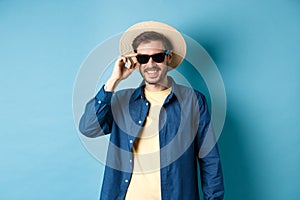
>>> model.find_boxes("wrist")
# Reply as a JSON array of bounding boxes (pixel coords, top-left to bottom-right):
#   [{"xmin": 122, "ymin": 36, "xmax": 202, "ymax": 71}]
[{"xmin": 105, "ymin": 77, "xmax": 120, "ymax": 92}]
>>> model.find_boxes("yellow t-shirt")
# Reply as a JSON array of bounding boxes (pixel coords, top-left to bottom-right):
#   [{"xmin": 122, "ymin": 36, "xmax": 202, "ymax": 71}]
[{"xmin": 125, "ymin": 87, "xmax": 172, "ymax": 200}]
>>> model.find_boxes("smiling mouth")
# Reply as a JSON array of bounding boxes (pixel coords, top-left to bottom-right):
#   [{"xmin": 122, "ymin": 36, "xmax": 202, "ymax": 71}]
[
  {"xmin": 146, "ymin": 69, "xmax": 159, "ymax": 73},
  {"xmin": 144, "ymin": 67, "xmax": 160, "ymax": 73},
  {"xmin": 145, "ymin": 69, "xmax": 160, "ymax": 78}
]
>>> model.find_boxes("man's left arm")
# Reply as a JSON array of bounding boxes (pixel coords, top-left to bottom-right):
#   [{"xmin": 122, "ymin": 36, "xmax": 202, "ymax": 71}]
[{"xmin": 195, "ymin": 92, "xmax": 224, "ymax": 200}]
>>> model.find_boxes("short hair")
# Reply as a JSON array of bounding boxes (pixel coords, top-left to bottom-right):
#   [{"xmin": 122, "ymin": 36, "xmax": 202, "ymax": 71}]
[{"xmin": 132, "ymin": 31, "xmax": 173, "ymax": 52}]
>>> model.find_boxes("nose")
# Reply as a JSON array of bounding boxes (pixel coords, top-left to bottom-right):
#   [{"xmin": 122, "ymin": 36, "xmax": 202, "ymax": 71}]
[{"xmin": 147, "ymin": 57, "xmax": 155, "ymax": 64}]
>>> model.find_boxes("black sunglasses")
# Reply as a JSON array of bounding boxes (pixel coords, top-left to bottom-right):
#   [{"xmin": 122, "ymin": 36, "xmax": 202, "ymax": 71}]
[{"xmin": 136, "ymin": 50, "xmax": 170, "ymax": 64}]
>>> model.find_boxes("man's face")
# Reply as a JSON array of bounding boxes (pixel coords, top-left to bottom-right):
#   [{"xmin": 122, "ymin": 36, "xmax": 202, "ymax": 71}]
[{"xmin": 136, "ymin": 40, "xmax": 171, "ymax": 86}]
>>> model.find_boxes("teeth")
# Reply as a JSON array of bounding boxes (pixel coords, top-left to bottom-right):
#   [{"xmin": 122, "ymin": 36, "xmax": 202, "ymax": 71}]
[{"xmin": 146, "ymin": 70, "xmax": 158, "ymax": 73}]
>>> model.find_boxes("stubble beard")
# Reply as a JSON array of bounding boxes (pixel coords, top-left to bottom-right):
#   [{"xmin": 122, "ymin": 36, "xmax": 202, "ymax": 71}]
[{"xmin": 139, "ymin": 64, "xmax": 168, "ymax": 86}]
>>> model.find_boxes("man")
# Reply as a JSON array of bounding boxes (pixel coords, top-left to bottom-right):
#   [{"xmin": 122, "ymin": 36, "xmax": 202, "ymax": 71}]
[{"xmin": 79, "ymin": 21, "xmax": 224, "ymax": 200}]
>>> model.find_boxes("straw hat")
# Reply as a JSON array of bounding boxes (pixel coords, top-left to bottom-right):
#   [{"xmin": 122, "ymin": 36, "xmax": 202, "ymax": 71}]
[{"xmin": 119, "ymin": 21, "xmax": 186, "ymax": 69}]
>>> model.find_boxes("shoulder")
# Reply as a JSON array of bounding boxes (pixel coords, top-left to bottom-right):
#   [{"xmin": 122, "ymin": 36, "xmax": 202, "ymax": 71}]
[
  {"xmin": 112, "ymin": 88, "xmax": 138, "ymax": 103},
  {"xmin": 114, "ymin": 88, "xmax": 136, "ymax": 96},
  {"xmin": 173, "ymin": 83, "xmax": 207, "ymax": 104}
]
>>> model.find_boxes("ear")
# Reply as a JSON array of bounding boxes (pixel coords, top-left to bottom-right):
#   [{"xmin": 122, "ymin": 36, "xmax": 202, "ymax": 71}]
[{"xmin": 167, "ymin": 51, "xmax": 173, "ymax": 65}]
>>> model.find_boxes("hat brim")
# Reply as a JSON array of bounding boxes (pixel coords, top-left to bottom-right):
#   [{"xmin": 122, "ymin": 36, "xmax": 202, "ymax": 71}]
[{"xmin": 119, "ymin": 21, "xmax": 186, "ymax": 69}]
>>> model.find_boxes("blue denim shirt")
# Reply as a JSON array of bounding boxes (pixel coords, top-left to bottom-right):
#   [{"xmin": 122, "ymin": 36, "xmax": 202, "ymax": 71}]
[{"xmin": 79, "ymin": 78, "xmax": 224, "ymax": 200}]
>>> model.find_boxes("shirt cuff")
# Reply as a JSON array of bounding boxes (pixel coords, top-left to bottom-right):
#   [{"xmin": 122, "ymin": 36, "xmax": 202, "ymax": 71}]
[{"xmin": 95, "ymin": 85, "xmax": 113, "ymax": 104}]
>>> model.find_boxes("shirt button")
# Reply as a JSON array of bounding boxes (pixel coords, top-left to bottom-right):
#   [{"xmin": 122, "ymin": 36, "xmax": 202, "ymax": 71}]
[
  {"xmin": 129, "ymin": 140, "xmax": 133, "ymax": 144},
  {"xmin": 125, "ymin": 179, "xmax": 129, "ymax": 183},
  {"xmin": 146, "ymin": 102, "xmax": 149, "ymax": 106},
  {"xmin": 138, "ymin": 120, "xmax": 142, "ymax": 124},
  {"xmin": 129, "ymin": 159, "xmax": 132, "ymax": 163},
  {"xmin": 98, "ymin": 100, "xmax": 101, "ymax": 104}
]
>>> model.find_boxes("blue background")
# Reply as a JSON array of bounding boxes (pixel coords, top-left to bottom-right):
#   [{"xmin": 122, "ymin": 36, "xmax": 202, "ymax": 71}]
[{"xmin": 1, "ymin": 0, "xmax": 299, "ymax": 199}]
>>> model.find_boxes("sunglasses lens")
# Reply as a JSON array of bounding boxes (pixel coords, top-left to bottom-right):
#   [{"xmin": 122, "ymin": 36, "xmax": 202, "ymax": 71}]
[
  {"xmin": 152, "ymin": 53, "xmax": 166, "ymax": 63},
  {"xmin": 136, "ymin": 53, "xmax": 166, "ymax": 64},
  {"xmin": 136, "ymin": 55, "xmax": 150, "ymax": 64}
]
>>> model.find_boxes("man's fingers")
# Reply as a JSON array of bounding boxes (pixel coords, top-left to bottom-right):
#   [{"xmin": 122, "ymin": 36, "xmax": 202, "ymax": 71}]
[
  {"xmin": 119, "ymin": 54, "xmax": 138, "ymax": 69},
  {"xmin": 120, "ymin": 56, "xmax": 127, "ymax": 63},
  {"xmin": 122, "ymin": 53, "xmax": 138, "ymax": 58}
]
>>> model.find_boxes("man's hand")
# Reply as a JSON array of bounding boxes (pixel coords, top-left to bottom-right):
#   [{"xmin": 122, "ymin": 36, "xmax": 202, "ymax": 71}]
[{"xmin": 105, "ymin": 54, "xmax": 138, "ymax": 92}]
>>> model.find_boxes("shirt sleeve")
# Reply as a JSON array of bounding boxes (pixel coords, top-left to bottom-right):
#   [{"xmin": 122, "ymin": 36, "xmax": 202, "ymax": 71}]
[
  {"xmin": 79, "ymin": 85, "xmax": 113, "ymax": 137},
  {"xmin": 195, "ymin": 92, "xmax": 225, "ymax": 200}
]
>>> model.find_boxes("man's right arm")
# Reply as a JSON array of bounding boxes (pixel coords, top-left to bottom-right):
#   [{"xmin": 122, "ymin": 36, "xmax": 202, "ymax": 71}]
[
  {"xmin": 79, "ymin": 56, "xmax": 137, "ymax": 137},
  {"xmin": 79, "ymin": 85, "xmax": 114, "ymax": 137}
]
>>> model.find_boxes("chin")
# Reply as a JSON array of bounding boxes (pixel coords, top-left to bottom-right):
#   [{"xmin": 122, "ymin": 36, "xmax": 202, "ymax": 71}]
[
  {"xmin": 143, "ymin": 75, "xmax": 160, "ymax": 83},
  {"xmin": 145, "ymin": 79, "xmax": 160, "ymax": 85}
]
